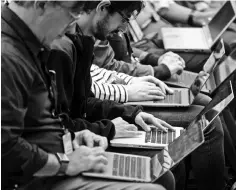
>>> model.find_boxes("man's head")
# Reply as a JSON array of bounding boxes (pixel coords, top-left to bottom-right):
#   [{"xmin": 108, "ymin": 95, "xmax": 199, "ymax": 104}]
[
  {"xmin": 9, "ymin": 1, "xmax": 85, "ymax": 47},
  {"xmin": 78, "ymin": 0, "xmax": 144, "ymax": 40}
]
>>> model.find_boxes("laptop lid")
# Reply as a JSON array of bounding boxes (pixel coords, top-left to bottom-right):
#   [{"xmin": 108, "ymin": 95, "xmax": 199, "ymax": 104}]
[
  {"xmin": 150, "ymin": 114, "xmax": 205, "ymax": 182},
  {"xmin": 206, "ymin": 0, "xmax": 236, "ymax": 47},
  {"xmin": 194, "ymin": 80, "xmax": 234, "ymax": 131},
  {"xmin": 211, "ymin": 50, "xmax": 236, "ymax": 95},
  {"xmin": 150, "ymin": 81, "xmax": 234, "ymax": 182},
  {"xmin": 189, "ymin": 39, "xmax": 225, "ymax": 102}
]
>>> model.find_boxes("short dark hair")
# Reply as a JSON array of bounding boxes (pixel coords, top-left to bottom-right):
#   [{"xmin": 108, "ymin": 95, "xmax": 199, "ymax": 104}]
[
  {"xmin": 13, "ymin": 1, "xmax": 85, "ymax": 14},
  {"xmin": 82, "ymin": 0, "xmax": 144, "ymax": 18}
]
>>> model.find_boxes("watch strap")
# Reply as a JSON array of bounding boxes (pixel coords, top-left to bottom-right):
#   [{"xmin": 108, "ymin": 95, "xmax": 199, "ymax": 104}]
[{"xmin": 55, "ymin": 153, "xmax": 69, "ymax": 176}]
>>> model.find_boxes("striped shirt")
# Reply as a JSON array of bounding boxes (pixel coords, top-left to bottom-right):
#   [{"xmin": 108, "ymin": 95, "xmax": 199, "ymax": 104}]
[{"xmin": 91, "ymin": 64, "xmax": 134, "ymax": 103}]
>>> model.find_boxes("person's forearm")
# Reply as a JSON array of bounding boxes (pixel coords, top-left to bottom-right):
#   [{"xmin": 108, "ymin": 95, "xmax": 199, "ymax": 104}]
[
  {"xmin": 34, "ymin": 153, "xmax": 60, "ymax": 177},
  {"xmin": 159, "ymin": 2, "xmax": 192, "ymax": 24}
]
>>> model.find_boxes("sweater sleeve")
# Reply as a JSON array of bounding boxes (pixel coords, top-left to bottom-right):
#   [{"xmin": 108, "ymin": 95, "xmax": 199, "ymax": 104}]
[{"xmin": 91, "ymin": 81, "xmax": 128, "ymax": 103}]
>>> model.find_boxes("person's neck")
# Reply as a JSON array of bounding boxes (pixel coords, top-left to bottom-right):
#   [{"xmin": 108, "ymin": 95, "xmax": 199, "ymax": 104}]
[
  {"xmin": 8, "ymin": 3, "xmax": 47, "ymax": 46},
  {"xmin": 77, "ymin": 13, "xmax": 94, "ymax": 37}
]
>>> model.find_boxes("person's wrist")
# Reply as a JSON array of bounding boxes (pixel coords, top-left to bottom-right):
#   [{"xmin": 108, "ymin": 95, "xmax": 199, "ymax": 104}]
[{"xmin": 55, "ymin": 153, "xmax": 69, "ymax": 176}]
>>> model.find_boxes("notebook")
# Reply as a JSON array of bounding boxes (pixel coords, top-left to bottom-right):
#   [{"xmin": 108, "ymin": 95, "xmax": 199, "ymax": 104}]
[
  {"xmin": 163, "ymin": 39, "xmax": 225, "ymax": 90},
  {"xmin": 161, "ymin": 1, "xmax": 236, "ymax": 52},
  {"xmin": 125, "ymin": 50, "xmax": 218, "ymax": 107},
  {"xmin": 83, "ymin": 117, "xmax": 204, "ymax": 182}
]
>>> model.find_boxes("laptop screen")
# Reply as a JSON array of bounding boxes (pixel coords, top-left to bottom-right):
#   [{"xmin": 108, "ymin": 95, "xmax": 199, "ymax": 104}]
[
  {"xmin": 189, "ymin": 40, "xmax": 225, "ymax": 100},
  {"xmin": 151, "ymin": 114, "xmax": 204, "ymax": 180},
  {"xmin": 214, "ymin": 50, "xmax": 236, "ymax": 88},
  {"xmin": 151, "ymin": 81, "xmax": 234, "ymax": 181},
  {"xmin": 208, "ymin": 1, "xmax": 236, "ymax": 42}
]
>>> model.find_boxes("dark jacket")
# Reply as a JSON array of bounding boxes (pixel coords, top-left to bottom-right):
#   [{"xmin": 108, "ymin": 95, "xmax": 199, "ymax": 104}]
[
  {"xmin": 1, "ymin": 6, "xmax": 64, "ymax": 189},
  {"xmin": 48, "ymin": 29, "xmax": 143, "ymax": 140}
]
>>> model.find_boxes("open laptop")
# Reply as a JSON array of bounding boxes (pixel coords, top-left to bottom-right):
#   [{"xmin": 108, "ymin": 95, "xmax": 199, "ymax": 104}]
[
  {"xmin": 161, "ymin": 0, "xmax": 236, "ymax": 52},
  {"xmin": 204, "ymin": 50, "xmax": 236, "ymax": 95},
  {"xmin": 111, "ymin": 81, "xmax": 234, "ymax": 149},
  {"xmin": 83, "ymin": 82, "xmax": 234, "ymax": 183},
  {"xmin": 163, "ymin": 39, "xmax": 225, "ymax": 89},
  {"xmin": 125, "ymin": 50, "xmax": 218, "ymax": 107},
  {"xmin": 82, "ymin": 117, "xmax": 204, "ymax": 182}
]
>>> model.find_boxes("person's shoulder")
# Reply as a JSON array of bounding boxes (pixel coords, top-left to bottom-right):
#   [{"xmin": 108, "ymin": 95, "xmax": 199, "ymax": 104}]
[{"xmin": 51, "ymin": 36, "xmax": 76, "ymax": 61}]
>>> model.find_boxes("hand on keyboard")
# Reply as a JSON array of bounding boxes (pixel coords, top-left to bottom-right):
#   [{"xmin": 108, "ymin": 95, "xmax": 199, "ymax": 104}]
[
  {"xmin": 112, "ymin": 117, "xmax": 143, "ymax": 138},
  {"xmin": 134, "ymin": 112, "xmax": 175, "ymax": 132}
]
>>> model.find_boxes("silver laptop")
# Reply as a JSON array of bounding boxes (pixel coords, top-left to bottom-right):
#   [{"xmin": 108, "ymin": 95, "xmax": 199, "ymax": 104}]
[
  {"xmin": 82, "ymin": 82, "xmax": 234, "ymax": 183},
  {"xmin": 163, "ymin": 39, "xmax": 225, "ymax": 90},
  {"xmin": 82, "ymin": 118, "xmax": 205, "ymax": 182},
  {"xmin": 125, "ymin": 51, "xmax": 218, "ymax": 107},
  {"xmin": 161, "ymin": 1, "xmax": 236, "ymax": 52},
  {"xmin": 111, "ymin": 81, "xmax": 234, "ymax": 149},
  {"xmin": 204, "ymin": 50, "xmax": 236, "ymax": 95},
  {"xmin": 187, "ymin": 80, "xmax": 234, "ymax": 133},
  {"xmin": 110, "ymin": 126, "xmax": 184, "ymax": 149}
]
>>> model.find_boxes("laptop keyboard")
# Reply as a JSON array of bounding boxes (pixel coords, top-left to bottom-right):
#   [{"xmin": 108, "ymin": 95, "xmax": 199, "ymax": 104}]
[
  {"xmin": 154, "ymin": 90, "xmax": 182, "ymax": 104},
  {"xmin": 145, "ymin": 128, "xmax": 178, "ymax": 144},
  {"xmin": 112, "ymin": 154, "xmax": 147, "ymax": 180}
]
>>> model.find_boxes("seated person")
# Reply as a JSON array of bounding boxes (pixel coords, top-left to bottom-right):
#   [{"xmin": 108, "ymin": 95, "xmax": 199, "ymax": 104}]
[
  {"xmin": 50, "ymin": 2, "xmax": 226, "ymax": 190},
  {"xmin": 1, "ymin": 1, "xmax": 174, "ymax": 190}
]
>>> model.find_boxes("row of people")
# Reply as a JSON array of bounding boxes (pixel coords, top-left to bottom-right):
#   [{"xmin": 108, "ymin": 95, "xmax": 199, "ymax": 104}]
[{"xmin": 2, "ymin": 1, "xmax": 233, "ymax": 190}]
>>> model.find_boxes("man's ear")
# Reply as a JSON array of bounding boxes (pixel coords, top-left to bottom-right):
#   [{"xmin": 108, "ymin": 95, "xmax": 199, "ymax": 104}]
[{"xmin": 96, "ymin": 0, "xmax": 111, "ymax": 13}]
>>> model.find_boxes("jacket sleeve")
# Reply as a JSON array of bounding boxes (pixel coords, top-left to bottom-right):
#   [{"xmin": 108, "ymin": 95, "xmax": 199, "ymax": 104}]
[
  {"xmin": 1, "ymin": 54, "xmax": 48, "ymax": 182},
  {"xmin": 86, "ymin": 97, "xmax": 143, "ymax": 124}
]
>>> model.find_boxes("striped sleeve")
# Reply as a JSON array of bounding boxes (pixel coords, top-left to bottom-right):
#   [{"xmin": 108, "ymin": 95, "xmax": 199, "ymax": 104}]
[
  {"xmin": 91, "ymin": 64, "xmax": 133, "ymax": 85},
  {"xmin": 116, "ymin": 72, "xmax": 133, "ymax": 84},
  {"xmin": 91, "ymin": 80, "xmax": 128, "ymax": 103}
]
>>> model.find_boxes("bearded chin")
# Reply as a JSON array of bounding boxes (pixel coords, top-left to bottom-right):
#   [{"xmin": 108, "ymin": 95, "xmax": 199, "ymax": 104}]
[{"xmin": 95, "ymin": 19, "xmax": 109, "ymax": 41}]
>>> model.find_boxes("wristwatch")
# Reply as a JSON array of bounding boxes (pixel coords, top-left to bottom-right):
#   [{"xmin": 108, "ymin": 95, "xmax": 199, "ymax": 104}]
[{"xmin": 55, "ymin": 153, "xmax": 69, "ymax": 176}]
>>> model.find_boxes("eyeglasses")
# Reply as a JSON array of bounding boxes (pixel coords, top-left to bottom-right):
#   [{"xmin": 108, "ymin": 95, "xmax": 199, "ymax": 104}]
[{"xmin": 59, "ymin": 4, "xmax": 81, "ymax": 26}]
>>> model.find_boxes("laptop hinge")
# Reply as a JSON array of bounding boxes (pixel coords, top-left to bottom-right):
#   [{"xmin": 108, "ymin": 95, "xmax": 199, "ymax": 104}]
[{"xmin": 203, "ymin": 25, "xmax": 213, "ymax": 49}]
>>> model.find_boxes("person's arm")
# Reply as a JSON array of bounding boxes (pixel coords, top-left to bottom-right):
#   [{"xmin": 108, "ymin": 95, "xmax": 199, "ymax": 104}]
[
  {"xmin": 158, "ymin": 1, "xmax": 215, "ymax": 26},
  {"xmin": 1, "ymin": 54, "xmax": 51, "ymax": 181},
  {"xmin": 93, "ymin": 40, "xmax": 154, "ymax": 77},
  {"xmin": 86, "ymin": 97, "xmax": 143, "ymax": 124},
  {"xmin": 91, "ymin": 80, "xmax": 128, "ymax": 103},
  {"xmin": 91, "ymin": 64, "xmax": 133, "ymax": 85},
  {"xmin": 158, "ymin": 1, "xmax": 192, "ymax": 24}
]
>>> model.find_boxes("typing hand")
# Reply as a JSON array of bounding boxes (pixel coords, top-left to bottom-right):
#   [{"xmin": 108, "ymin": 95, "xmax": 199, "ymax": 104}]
[
  {"xmin": 130, "ymin": 76, "xmax": 174, "ymax": 95},
  {"xmin": 127, "ymin": 82, "xmax": 166, "ymax": 101},
  {"xmin": 158, "ymin": 52, "xmax": 185, "ymax": 75},
  {"xmin": 66, "ymin": 146, "xmax": 108, "ymax": 176},
  {"xmin": 111, "ymin": 117, "xmax": 142, "ymax": 138},
  {"xmin": 135, "ymin": 112, "xmax": 175, "ymax": 132},
  {"xmin": 73, "ymin": 130, "xmax": 108, "ymax": 150}
]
